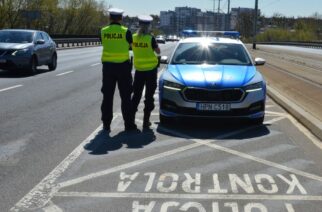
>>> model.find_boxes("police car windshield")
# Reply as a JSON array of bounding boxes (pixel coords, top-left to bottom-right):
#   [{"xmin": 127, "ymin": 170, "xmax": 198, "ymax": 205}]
[
  {"xmin": 0, "ymin": 31, "xmax": 34, "ymax": 44},
  {"xmin": 171, "ymin": 42, "xmax": 252, "ymax": 66}
]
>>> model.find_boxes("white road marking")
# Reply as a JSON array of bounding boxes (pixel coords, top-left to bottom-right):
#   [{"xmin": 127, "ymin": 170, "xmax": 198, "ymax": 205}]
[
  {"xmin": 266, "ymin": 105, "xmax": 275, "ymax": 109},
  {"xmin": 11, "ymin": 82, "xmax": 321, "ymax": 211},
  {"xmin": 57, "ymin": 126, "xmax": 259, "ymax": 189},
  {"xmin": 56, "ymin": 71, "xmax": 74, "ymax": 76},
  {"xmin": 158, "ymin": 116, "xmax": 322, "ymax": 183},
  {"xmin": 0, "ymin": 84, "xmax": 23, "ymax": 93},
  {"xmin": 42, "ymin": 201, "xmax": 63, "ymax": 212},
  {"xmin": 286, "ymin": 113, "xmax": 322, "ymax": 150},
  {"xmin": 54, "ymin": 191, "xmax": 322, "ymax": 201},
  {"xmin": 58, "ymin": 143, "xmax": 203, "ymax": 189},
  {"xmin": 265, "ymin": 111, "xmax": 287, "ymax": 116},
  {"xmin": 90, "ymin": 63, "xmax": 101, "ymax": 67},
  {"xmin": 10, "ymin": 116, "xmax": 119, "ymax": 211}
]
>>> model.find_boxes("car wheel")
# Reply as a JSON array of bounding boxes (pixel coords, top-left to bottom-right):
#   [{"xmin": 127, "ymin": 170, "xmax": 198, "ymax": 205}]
[
  {"xmin": 160, "ymin": 114, "xmax": 172, "ymax": 126},
  {"xmin": 28, "ymin": 56, "xmax": 37, "ymax": 75},
  {"xmin": 250, "ymin": 116, "xmax": 264, "ymax": 125},
  {"xmin": 48, "ymin": 53, "xmax": 57, "ymax": 71}
]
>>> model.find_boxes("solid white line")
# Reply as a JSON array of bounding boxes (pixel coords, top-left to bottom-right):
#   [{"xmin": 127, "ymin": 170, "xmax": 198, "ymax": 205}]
[
  {"xmin": 56, "ymin": 71, "xmax": 74, "ymax": 76},
  {"xmin": 10, "ymin": 116, "xmax": 118, "ymax": 211},
  {"xmin": 42, "ymin": 201, "xmax": 63, "ymax": 212},
  {"xmin": 90, "ymin": 63, "xmax": 101, "ymax": 67},
  {"xmin": 57, "ymin": 126, "xmax": 259, "ymax": 189},
  {"xmin": 0, "ymin": 84, "xmax": 23, "ymax": 93},
  {"xmin": 158, "ymin": 116, "xmax": 322, "ymax": 183},
  {"xmin": 55, "ymin": 192, "xmax": 322, "ymax": 201},
  {"xmin": 286, "ymin": 113, "xmax": 322, "ymax": 150},
  {"xmin": 265, "ymin": 111, "xmax": 287, "ymax": 116},
  {"xmin": 58, "ymin": 143, "xmax": 203, "ymax": 188}
]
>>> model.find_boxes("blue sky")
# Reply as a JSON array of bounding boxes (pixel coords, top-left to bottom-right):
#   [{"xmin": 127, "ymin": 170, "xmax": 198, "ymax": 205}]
[{"xmin": 104, "ymin": 0, "xmax": 321, "ymax": 17}]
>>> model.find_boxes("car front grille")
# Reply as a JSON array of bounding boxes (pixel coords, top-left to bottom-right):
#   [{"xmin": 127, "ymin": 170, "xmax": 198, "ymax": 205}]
[{"xmin": 183, "ymin": 88, "xmax": 245, "ymax": 102}]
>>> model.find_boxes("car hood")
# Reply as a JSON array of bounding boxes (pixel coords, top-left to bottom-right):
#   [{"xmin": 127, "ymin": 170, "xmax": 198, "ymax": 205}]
[
  {"xmin": 0, "ymin": 42, "xmax": 33, "ymax": 50},
  {"xmin": 167, "ymin": 64, "xmax": 256, "ymax": 88}
]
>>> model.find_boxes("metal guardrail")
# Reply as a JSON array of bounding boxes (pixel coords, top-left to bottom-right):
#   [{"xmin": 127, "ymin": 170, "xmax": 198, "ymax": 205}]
[
  {"xmin": 52, "ymin": 37, "xmax": 322, "ymax": 50},
  {"xmin": 53, "ymin": 38, "xmax": 101, "ymax": 49},
  {"xmin": 256, "ymin": 41, "xmax": 322, "ymax": 49}
]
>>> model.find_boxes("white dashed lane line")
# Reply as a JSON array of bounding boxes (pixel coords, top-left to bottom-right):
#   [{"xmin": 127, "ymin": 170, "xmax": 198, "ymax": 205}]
[
  {"xmin": 56, "ymin": 71, "xmax": 74, "ymax": 76},
  {"xmin": 0, "ymin": 84, "xmax": 23, "ymax": 93},
  {"xmin": 90, "ymin": 63, "xmax": 101, "ymax": 67}
]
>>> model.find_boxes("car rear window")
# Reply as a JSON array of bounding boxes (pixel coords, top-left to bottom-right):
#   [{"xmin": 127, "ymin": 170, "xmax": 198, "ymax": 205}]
[
  {"xmin": 0, "ymin": 31, "xmax": 34, "ymax": 43},
  {"xmin": 171, "ymin": 42, "xmax": 252, "ymax": 66}
]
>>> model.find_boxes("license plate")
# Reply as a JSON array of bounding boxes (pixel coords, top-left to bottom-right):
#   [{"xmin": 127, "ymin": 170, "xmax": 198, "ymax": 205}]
[
  {"xmin": 0, "ymin": 59, "xmax": 6, "ymax": 63},
  {"xmin": 197, "ymin": 103, "xmax": 231, "ymax": 111}
]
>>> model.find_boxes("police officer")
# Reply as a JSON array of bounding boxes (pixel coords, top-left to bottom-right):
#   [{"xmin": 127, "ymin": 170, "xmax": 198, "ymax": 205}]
[
  {"xmin": 131, "ymin": 15, "xmax": 161, "ymax": 129},
  {"xmin": 100, "ymin": 8, "xmax": 137, "ymax": 132}
]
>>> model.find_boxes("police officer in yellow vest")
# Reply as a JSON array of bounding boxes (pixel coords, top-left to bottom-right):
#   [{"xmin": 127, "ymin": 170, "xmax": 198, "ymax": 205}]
[
  {"xmin": 101, "ymin": 8, "xmax": 137, "ymax": 132},
  {"xmin": 131, "ymin": 15, "xmax": 161, "ymax": 129}
]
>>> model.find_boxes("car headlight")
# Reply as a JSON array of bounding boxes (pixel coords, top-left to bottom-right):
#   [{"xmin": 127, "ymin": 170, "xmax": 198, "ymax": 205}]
[
  {"xmin": 163, "ymin": 80, "xmax": 184, "ymax": 91},
  {"xmin": 11, "ymin": 48, "xmax": 30, "ymax": 56},
  {"xmin": 244, "ymin": 82, "xmax": 263, "ymax": 92}
]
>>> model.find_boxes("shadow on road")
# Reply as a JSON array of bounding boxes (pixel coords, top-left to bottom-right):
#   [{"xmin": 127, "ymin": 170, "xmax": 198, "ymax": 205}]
[
  {"xmin": 84, "ymin": 129, "xmax": 156, "ymax": 155},
  {"xmin": 156, "ymin": 118, "xmax": 270, "ymax": 140},
  {"xmin": 0, "ymin": 68, "xmax": 51, "ymax": 78}
]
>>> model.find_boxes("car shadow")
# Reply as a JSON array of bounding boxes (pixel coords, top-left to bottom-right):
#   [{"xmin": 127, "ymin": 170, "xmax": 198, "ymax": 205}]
[
  {"xmin": 0, "ymin": 68, "xmax": 51, "ymax": 78},
  {"xmin": 156, "ymin": 118, "xmax": 270, "ymax": 141},
  {"xmin": 84, "ymin": 129, "xmax": 156, "ymax": 155}
]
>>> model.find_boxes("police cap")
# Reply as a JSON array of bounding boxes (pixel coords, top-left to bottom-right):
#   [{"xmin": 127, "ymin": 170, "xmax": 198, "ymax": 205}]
[
  {"xmin": 138, "ymin": 15, "xmax": 153, "ymax": 24},
  {"xmin": 108, "ymin": 8, "xmax": 124, "ymax": 16}
]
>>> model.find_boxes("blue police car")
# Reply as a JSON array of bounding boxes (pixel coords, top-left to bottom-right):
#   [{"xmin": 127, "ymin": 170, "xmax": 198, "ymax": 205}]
[{"xmin": 159, "ymin": 31, "xmax": 266, "ymax": 125}]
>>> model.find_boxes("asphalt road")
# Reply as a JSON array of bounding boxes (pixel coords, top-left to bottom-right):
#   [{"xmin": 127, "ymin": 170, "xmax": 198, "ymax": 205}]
[{"xmin": 1, "ymin": 43, "xmax": 322, "ymax": 212}]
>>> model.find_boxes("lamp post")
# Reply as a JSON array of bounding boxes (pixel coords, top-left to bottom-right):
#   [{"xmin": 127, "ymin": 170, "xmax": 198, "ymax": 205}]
[{"xmin": 252, "ymin": 0, "xmax": 258, "ymax": 49}]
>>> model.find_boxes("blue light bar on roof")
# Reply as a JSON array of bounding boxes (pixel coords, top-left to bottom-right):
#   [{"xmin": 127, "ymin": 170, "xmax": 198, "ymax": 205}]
[
  {"xmin": 223, "ymin": 31, "xmax": 240, "ymax": 38},
  {"xmin": 182, "ymin": 30, "xmax": 240, "ymax": 39},
  {"xmin": 182, "ymin": 29, "xmax": 197, "ymax": 35}
]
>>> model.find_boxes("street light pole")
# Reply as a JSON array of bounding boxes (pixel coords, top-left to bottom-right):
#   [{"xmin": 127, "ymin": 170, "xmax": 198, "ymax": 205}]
[{"xmin": 253, "ymin": 0, "xmax": 258, "ymax": 49}]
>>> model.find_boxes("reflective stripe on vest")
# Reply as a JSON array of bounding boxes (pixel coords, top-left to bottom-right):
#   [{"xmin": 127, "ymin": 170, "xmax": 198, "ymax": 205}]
[
  {"xmin": 132, "ymin": 34, "xmax": 158, "ymax": 71},
  {"xmin": 101, "ymin": 25, "xmax": 129, "ymax": 63}
]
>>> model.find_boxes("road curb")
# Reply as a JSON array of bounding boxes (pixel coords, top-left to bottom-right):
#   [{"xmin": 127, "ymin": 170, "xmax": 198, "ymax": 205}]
[{"xmin": 267, "ymin": 86, "xmax": 322, "ymax": 141}]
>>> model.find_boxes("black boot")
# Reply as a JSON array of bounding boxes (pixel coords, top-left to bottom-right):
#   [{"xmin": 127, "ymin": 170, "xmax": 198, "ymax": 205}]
[{"xmin": 143, "ymin": 112, "xmax": 151, "ymax": 129}]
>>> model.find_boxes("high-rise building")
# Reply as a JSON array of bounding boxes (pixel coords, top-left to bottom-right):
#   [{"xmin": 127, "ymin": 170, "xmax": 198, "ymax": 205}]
[
  {"xmin": 160, "ymin": 10, "xmax": 176, "ymax": 35},
  {"xmin": 159, "ymin": 6, "xmax": 255, "ymax": 35},
  {"xmin": 175, "ymin": 7, "xmax": 201, "ymax": 34}
]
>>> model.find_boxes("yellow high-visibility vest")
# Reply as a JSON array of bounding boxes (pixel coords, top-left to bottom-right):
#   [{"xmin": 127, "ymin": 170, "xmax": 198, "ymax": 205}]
[
  {"xmin": 132, "ymin": 33, "xmax": 158, "ymax": 71},
  {"xmin": 101, "ymin": 25, "xmax": 130, "ymax": 63}
]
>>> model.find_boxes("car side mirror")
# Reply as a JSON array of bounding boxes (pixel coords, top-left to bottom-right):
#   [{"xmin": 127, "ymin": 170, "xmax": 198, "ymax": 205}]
[
  {"xmin": 254, "ymin": 58, "xmax": 265, "ymax": 66},
  {"xmin": 35, "ymin": 39, "xmax": 45, "ymax": 45},
  {"xmin": 160, "ymin": 56, "xmax": 169, "ymax": 64}
]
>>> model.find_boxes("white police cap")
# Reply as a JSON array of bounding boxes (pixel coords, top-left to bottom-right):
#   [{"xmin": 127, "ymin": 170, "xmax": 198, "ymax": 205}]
[
  {"xmin": 138, "ymin": 15, "xmax": 153, "ymax": 24},
  {"xmin": 108, "ymin": 8, "xmax": 124, "ymax": 16}
]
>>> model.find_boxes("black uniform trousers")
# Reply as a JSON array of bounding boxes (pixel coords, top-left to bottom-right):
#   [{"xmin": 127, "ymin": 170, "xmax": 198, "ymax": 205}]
[
  {"xmin": 131, "ymin": 68, "xmax": 158, "ymax": 120},
  {"xmin": 101, "ymin": 61, "xmax": 134, "ymax": 129}
]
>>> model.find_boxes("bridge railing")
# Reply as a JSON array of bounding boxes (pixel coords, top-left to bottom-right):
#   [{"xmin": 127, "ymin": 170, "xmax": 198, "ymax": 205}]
[
  {"xmin": 53, "ymin": 38, "xmax": 101, "ymax": 49},
  {"xmin": 51, "ymin": 35, "xmax": 322, "ymax": 50},
  {"xmin": 255, "ymin": 41, "xmax": 322, "ymax": 49}
]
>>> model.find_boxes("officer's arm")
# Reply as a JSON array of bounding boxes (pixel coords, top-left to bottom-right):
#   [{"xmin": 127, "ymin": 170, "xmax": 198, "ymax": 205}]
[
  {"xmin": 151, "ymin": 37, "xmax": 160, "ymax": 54},
  {"xmin": 126, "ymin": 30, "xmax": 133, "ymax": 49}
]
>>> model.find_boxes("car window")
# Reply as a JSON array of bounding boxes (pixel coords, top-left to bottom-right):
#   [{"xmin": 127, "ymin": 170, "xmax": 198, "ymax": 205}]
[
  {"xmin": 35, "ymin": 32, "xmax": 44, "ymax": 41},
  {"xmin": 0, "ymin": 31, "xmax": 34, "ymax": 43},
  {"xmin": 41, "ymin": 32, "xmax": 50, "ymax": 41},
  {"xmin": 171, "ymin": 42, "xmax": 252, "ymax": 66}
]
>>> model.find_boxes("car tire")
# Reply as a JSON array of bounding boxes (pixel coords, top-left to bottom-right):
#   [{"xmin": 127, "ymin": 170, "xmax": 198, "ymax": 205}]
[
  {"xmin": 48, "ymin": 53, "xmax": 57, "ymax": 71},
  {"xmin": 160, "ymin": 114, "xmax": 172, "ymax": 126},
  {"xmin": 250, "ymin": 116, "xmax": 264, "ymax": 125},
  {"xmin": 28, "ymin": 56, "xmax": 37, "ymax": 75}
]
